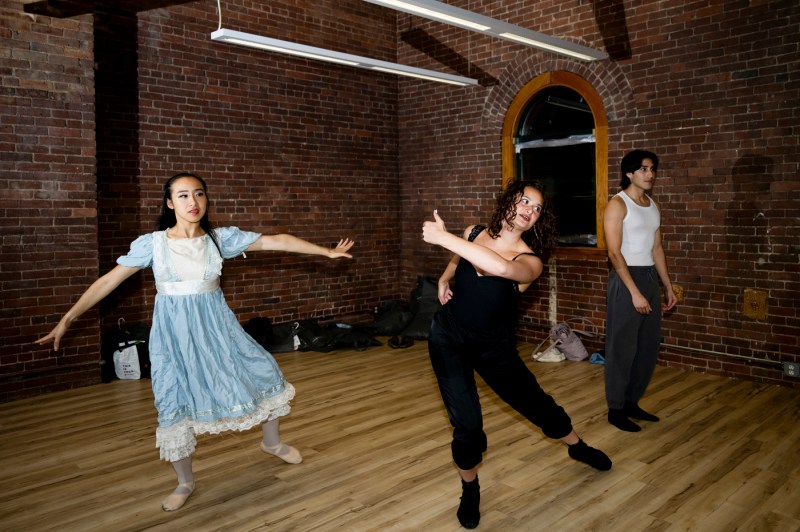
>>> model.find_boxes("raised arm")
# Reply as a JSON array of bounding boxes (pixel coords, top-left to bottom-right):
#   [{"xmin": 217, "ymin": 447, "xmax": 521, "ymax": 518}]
[
  {"xmin": 422, "ymin": 211, "xmax": 541, "ymax": 284},
  {"xmin": 35, "ymin": 265, "xmax": 142, "ymax": 350},
  {"xmin": 247, "ymin": 235, "xmax": 354, "ymax": 258}
]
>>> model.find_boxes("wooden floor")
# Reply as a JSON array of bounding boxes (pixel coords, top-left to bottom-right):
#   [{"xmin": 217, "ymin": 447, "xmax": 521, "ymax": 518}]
[{"xmin": 1, "ymin": 339, "xmax": 798, "ymax": 532}]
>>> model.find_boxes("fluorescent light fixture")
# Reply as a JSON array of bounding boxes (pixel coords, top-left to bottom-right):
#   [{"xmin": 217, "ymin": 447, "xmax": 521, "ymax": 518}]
[
  {"xmin": 371, "ymin": 0, "xmax": 490, "ymax": 31},
  {"xmin": 363, "ymin": 0, "xmax": 608, "ymax": 61},
  {"xmin": 211, "ymin": 28, "xmax": 479, "ymax": 86}
]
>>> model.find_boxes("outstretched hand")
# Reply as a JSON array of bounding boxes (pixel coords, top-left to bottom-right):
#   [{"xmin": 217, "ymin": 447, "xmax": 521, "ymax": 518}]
[
  {"xmin": 35, "ymin": 320, "xmax": 69, "ymax": 351},
  {"xmin": 422, "ymin": 210, "xmax": 448, "ymax": 246},
  {"xmin": 328, "ymin": 238, "xmax": 355, "ymax": 259}
]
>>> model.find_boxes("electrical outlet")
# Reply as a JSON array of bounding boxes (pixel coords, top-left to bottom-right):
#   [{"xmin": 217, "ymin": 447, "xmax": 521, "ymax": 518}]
[{"xmin": 784, "ymin": 362, "xmax": 800, "ymax": 378}]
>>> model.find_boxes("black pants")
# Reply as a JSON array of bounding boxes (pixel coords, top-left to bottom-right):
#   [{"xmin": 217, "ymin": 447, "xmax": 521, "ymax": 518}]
[
  {"xmin": 604, "ymin": 266, "xmax": 661, "ymax": 409},
  {"xmin": 428, "ymin": 306, "xmax": 573, "ymax": 471}
]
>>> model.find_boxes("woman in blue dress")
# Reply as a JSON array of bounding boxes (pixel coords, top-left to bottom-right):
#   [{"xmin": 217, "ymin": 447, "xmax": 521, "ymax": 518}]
[{"xmin": 36, "ymin": 172, "xmax": 355, "ymax": 512}]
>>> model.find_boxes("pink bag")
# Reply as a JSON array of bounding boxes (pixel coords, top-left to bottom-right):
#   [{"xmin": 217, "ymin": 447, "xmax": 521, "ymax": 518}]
[{"xmin": 532, "ymin": 317, "xmax": 599, "ymax": 362}]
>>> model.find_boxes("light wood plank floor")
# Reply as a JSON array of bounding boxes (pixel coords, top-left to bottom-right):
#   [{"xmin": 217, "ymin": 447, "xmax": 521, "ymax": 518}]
[{"xmin": 1, "ymin": 339, "xmax": 798, "ymax": 531}]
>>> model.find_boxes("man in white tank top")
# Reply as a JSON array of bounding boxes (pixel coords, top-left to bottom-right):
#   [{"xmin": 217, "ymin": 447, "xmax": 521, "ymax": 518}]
[{"xmin": 603, "ymin": 150, "xmax": 677, "ymax": 432}]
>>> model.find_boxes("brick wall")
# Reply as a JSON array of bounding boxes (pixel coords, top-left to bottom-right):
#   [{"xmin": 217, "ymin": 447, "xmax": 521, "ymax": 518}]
[
  {"xmin": 2, "ymin": 0, "xmax": 798, "ymax": 401},
  {"xmin": 132, "ymin": 1, "xmax": 401, "ymax": 322},
  {"xmin": 398, "ymin": 0, "xmax": 799, "ymax": 386},
  {"xmin": 2, "ymin": 0, "xmax": 401, "ymax": 401},
  {"xmin": 95, "ymin": 7, "xmax": 149, "ymax": 331},
  {"xmin": 1, "ymin": 3, "xmax": 97, "ymax": 400}
]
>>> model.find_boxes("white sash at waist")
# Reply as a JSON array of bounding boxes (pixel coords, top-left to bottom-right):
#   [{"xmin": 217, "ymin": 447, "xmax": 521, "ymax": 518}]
[{"xmin": 156, "ymin": 278, "xmax": 220, "ymax": 296}]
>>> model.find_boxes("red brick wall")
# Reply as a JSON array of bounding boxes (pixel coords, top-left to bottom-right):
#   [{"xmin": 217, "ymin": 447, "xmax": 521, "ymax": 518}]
[
  {"xmin": 2, "ymin": 0, "xmax": 798, "ymax": 401},
  {"xmin": 1, "ymin": 4, "xmax": 98, "ymax": 399},
  {"xmin": 2, "ymin": 0, "xmax": 401, "ymax": 401},
  {"xmin": 95, "ymin": 8, "xmax": 149, "ymax": 331},
  {"xmin": 132, "ymin": 1, "xmax": 401, "ymax": 322},
  {"xmin": 398, "ymin": 1, "xmax": 799, "ymax": 386}
]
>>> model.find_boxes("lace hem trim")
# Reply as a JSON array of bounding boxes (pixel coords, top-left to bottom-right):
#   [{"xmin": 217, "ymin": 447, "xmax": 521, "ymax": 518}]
[{"xmin": 156, "ymin": 384, "xmax": 295, "ymax": 462}]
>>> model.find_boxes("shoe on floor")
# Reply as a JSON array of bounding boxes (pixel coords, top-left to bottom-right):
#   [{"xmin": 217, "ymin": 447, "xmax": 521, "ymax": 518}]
[
  {"xmin": 624, "ymin": 402, "xmax": 660, "ymax": 422},
  {"xmin": 389, "ymin": 336, "xmax": 414, "ymax": 349},
  {"xmin": 457, "ymin": 477, "xmax": 480, "ymax": 529},
  {"xmin": 260, "ymin": 441, "xmax": 303, "ymax": 464},
  {"xmin": 162, "ymin": 481, "xmax": 195, "ymax": 512},
  {"xmin": 608, "ymin": 409, "xmax": 641, "ymax": 432},
  {"xmin": 568, "ymin": 439, "xmax": 612, "ymax": 471}
]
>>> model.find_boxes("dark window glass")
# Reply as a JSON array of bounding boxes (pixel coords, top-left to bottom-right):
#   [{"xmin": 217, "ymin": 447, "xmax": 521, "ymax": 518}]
[{"xmin": 516, "ymin": 87, "xmax": 597, "ymax": 246}]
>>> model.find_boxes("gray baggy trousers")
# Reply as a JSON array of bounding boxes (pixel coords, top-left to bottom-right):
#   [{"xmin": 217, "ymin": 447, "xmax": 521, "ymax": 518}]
[{"xmin": 604, "ymin": 266, "xmax": 661, "ymax": 410}]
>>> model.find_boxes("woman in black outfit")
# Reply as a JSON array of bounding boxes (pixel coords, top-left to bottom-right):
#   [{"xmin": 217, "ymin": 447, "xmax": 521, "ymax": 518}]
[{"xmin": 422, "ymin": 181, "xmax": 611, "ymax": 529}]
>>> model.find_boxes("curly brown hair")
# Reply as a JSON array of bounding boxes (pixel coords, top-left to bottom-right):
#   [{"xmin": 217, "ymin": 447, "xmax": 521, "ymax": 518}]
[{"xmin": 486, "ymin": 180, "xmax": 558, "ymax": 257}]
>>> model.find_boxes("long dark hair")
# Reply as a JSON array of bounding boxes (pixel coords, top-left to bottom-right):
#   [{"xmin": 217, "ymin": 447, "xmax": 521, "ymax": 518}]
[
  {"xmin": 486, "ymin": 180, "xmax": 558, "ymax": 257},
  {"xmin": 158, "ymin": 172, "xmax": 221, "ymax": 254}
]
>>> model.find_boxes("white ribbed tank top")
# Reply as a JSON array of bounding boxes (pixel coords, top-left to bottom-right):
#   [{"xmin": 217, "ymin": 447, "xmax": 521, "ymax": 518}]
[{"xmin": 617, "ymin": 190, "xmax": 660, "ymax": 266}]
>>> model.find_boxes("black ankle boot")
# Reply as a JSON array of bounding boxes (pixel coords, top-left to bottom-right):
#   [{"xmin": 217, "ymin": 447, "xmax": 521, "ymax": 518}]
[
  {"xmin": 624, "ymin": 402, "xmax": 660, "ymax": 422},
  {"xmin": 457, "ymin": 477, "xmax": 480, "ymax": 529},
  {"xmin": 568, "ymin": 439, "xmax": 612, "ymax": 471},
  {"xmin": 608, "ymin": 408, "xmax": 641, "ymax": 432}
]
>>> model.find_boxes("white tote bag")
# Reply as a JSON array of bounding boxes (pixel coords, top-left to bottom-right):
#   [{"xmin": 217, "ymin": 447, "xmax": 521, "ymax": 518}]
[{"xmin": 113, "ymin": 344, "xmax": 141, "ymax": 380}]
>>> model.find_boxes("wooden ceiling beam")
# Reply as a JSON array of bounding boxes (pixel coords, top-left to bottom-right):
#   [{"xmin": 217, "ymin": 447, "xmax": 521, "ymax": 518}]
[{"xmin": 24, "ymin": 0, "xmax": 198, "ymax": 18}]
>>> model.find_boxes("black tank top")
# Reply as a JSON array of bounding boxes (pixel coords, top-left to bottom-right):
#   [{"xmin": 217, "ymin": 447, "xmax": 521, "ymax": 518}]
[{"xmin": 448, "ymin": 226, "xmax": 534, "ymax": 332}]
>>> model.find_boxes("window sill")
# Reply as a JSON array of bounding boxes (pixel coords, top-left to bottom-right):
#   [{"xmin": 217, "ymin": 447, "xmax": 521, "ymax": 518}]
[{"xmin": 553, "ymin": 246, "xmax": 608, "ymax": 259}]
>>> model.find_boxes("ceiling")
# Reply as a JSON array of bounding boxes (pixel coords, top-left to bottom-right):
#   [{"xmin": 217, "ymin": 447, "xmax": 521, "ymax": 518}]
[{"xmin": 23, "ymin": 0, "xmax": 197, "ymax": 17}]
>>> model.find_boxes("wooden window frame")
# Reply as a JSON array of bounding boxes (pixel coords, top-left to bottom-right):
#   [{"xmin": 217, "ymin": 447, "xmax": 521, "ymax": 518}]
[{"xmin": 502, "ymin": 71, "xmax": 608, "ymax": 256}]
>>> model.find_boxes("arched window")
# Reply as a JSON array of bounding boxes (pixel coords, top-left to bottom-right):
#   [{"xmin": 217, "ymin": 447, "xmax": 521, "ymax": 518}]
[{"xmin": 502, "ymin": 72, "xmax": 608, "ymax": 250}]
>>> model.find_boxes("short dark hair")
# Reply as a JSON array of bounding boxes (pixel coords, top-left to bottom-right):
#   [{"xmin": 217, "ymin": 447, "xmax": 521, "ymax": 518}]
[{"xmin": 620, "ymin": 150, "xmax": 659, "ymax": 189}]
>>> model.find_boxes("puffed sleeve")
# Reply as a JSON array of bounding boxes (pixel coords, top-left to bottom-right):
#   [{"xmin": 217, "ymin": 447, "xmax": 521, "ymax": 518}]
[
  {"xmin": 215, "ymin": 227, "xmax": 262, "ymax": 259},
  {"xmin": 116, "ymin": 233, "xmax": 154, "ymax": 268}
]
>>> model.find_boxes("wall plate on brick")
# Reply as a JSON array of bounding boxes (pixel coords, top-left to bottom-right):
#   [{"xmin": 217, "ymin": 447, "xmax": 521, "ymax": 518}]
[
  {"xmin": 672, "ymin": 284, "xmax": 684, "ymax": 303},
  {"xmin": 742, "ymin": 288, "xmax": 767, "ymax": 320},
  {"xmin": 783, "ymin": 362, "xmax": 800, "ymax": 378}
]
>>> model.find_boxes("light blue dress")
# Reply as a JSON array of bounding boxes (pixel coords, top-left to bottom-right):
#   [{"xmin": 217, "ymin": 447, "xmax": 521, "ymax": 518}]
[{"xmin": 117, "ymin": 227, "xmax": 295, "ymax": 462}]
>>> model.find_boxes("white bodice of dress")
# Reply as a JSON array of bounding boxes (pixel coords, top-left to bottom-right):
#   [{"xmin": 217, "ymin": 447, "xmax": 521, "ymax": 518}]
[
  {"xmin": 166, "ymin": 236, "xmax": 206, "ymax": 281},
  {"xmin": 152, "ymin": 230, "xmax": 224, "ymax": 283}
]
